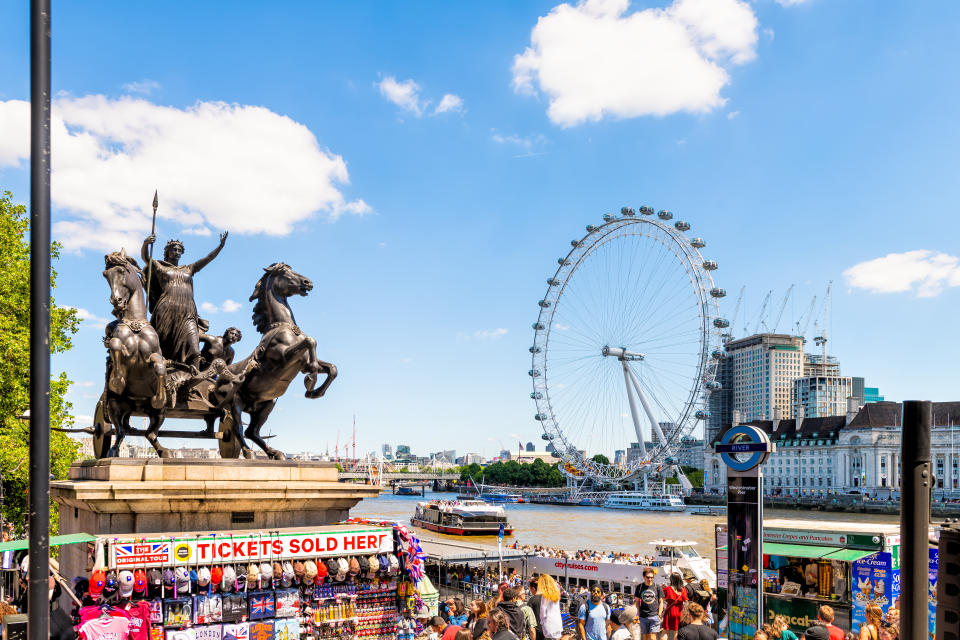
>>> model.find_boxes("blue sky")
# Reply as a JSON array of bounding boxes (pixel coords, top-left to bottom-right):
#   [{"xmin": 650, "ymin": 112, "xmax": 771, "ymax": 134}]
[{"xmin": 1, "ymin": 0, "xmax": 959, "ymax": 460}]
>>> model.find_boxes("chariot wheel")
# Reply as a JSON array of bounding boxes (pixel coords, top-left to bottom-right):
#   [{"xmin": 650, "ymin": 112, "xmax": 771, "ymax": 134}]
[
  {"xmin": 92, "ymin": 394, "xmax": 114, "ymax": 459},
  {"xmin": 217, "ymin": 412, "xmax": 243, "ymax": 459}
]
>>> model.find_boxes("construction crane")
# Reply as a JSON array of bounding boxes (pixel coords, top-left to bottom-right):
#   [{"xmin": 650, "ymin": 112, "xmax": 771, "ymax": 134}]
[
  {"xmin": 813, "ymin": 281, "xmax": 832, "ymax": 364},
  {"xmin": 796, "ymin": 295, "xmax": 817, "ymax": 343},
  {"xmin": 753, "ymin": 290, "xmax": 773, "ymax": 335},
  {"xmin": 722, "ymin": 286, "xmax": 745, "ymax": 343},
  {"xmin": 771, "ymin": 285, "xmax": 794, "ymax": 333}
]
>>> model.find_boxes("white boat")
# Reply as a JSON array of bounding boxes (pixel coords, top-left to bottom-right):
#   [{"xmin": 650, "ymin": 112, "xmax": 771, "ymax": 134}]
[{"xmin": 603, "ymin": 490, "xmax": 685, "ymax": 511}]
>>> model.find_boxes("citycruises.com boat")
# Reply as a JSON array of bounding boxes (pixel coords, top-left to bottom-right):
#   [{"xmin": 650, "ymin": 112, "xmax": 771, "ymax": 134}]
[
  {"xmin": 603, "ymin": 490, "xmax": 685, "ymax": 512},
  {"xmin": 412, "ymin": 500, "xmax": 514, "ymax": 536},
  {"xmin": 479, "ymin": 492, "xmax": 522, "ymax": 503}
]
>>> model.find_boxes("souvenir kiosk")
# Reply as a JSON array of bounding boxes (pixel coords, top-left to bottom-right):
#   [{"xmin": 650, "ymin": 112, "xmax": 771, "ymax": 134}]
[
  {"xmin": 71, "ymin": 522, "xmax": 432, "ymax": 640},
  {"xmin": 715, "ymin": 519, "xmax": 936, "ymax": 635}
]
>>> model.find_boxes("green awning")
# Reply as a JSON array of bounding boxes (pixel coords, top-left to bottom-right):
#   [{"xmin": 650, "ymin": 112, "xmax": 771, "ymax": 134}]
[
  {"xmin": 763, "ymin": 542, "xmax": 843, "ymax": 559},
  {"xmin": 0, "ymin": 532, "xmax": 96, "ymax": 552},
  {"xmin": 822, "ymin": 548, "xmax": 877, "ymax": 562}
]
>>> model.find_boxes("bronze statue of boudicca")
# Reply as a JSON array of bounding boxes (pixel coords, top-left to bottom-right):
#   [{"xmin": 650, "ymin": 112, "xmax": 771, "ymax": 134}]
[{"xmin": 80, "ymin": 194, "xmax": 337, "ymax": 460}]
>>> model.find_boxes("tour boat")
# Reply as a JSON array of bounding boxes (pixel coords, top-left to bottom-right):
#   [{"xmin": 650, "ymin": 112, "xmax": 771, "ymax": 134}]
[
  {"xmin": 395, "ymin": 485, "xmax": 418, "ymax": 496},
  {"xmin": 479, "ymin": 492, "xmax": 522, "ymax": 503},
  {"xmin": 603, "ymin": 490, "xmax": 685, "ymax": 512},
  {"xmin": 412, "ymin": 500, "xmax": 514, "ymax": 536}
]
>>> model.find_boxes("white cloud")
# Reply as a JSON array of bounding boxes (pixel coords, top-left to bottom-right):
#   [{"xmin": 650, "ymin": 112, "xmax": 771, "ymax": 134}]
[
  {"xmin": 200, "ymin": 301, "xmax": 219, "ymax": 314},
  {"xmin": 377, "ymin": 76, "xmax": 426, "ymax": 116},
  {"xmin": 460, "ymin": 328, "xmax": 509, "ymax": 341},
  {"xmin": 512, "ymin": 0, "xmax": 758, "ymax": 127},
  {"xmin": 434, "ymin": 94, "xmax": 464, "ymax": 115},
  {"xmin": 491, "ymin": 131, "xmax": 548, "ymax": 151},
  {"xmin": 776, "ymin": 0, "xmax": 812, "ymax": 6},
  {"xmin": 554, "ymin": 323, "xmax": 570, "ymax": 331},
  {"xmin": 727, "ymin": 110, "xmax": 740, "ymax": 119},
  {"xmin": 0, "ymin": 96, "xmax": 370, "ymax": 252},
  {"xmin": 74, "ymin": 381, "xmax": 97, "ymax": 388},
  {"xmin": 68, "ymin": 306, "xmax": 111, "ymax": 329},
  {"xmin": 221, "ymin": 299, "xmax": 242, "ymax": 313},
  {"xmin": 843, "ymin": 250, "xmax": 960, "ymax": 298},
  {"xmin": 122, "ymin": 80, "xmax": 160, "ymax": 95}
]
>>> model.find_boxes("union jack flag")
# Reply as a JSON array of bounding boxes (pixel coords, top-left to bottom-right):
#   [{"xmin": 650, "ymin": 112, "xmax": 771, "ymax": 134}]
[
  {"xmin": 113, "ymin": 541, "xmax": 170, "ymax": 566},
  {"xmin": 248, "ymin": 593, "xmax": 275, "ymax": 620}
]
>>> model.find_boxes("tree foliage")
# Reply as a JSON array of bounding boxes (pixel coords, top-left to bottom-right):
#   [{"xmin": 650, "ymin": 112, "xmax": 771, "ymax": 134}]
[
  {"xmin": 591, "ymin": 454, "xmax": 610, "ymax": 466},
  {"xmin": 459, "ymin": 458, "xmax": 565, "ymax": 487},
  {"xmin": 0, "ymin": 191, "xmax": 82, "ymax": 533}
]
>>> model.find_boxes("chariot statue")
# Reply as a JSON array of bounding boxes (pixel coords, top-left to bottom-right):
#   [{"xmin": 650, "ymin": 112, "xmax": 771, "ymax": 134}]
[{"xmin": 76, "ymin": 194, "xmax": 337, "ymax": 459}]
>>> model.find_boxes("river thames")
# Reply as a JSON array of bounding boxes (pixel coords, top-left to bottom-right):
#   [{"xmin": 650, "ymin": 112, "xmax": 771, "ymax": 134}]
[{"xmin": 351, "ymin": 490, "xmax": 899, "ymax": 566}]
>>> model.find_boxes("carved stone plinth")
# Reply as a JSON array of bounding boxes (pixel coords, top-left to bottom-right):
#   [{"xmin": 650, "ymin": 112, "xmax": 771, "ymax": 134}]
[{"xmin": 51, "ymin": 458, "xmax": 377, "ymax": 587}]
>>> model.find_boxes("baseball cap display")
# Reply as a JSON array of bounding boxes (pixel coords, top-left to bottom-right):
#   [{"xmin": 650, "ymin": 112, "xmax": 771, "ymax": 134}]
[
  {"xmin": 211, "ymin": 566, "xmax": 223, "ymax": 585},
  {"xmin": 133, "ymin": 569, "xmax": 147, "ymax": 594},
  {"xmin": 247, "ymin": 564, "xmax": 259, "ymax": 584},
  {"xmin": 314, "ymin": 559, "xmax": 327, "ymax": 582},
  {"xmin": 222, "ymin": 566, "xmax": 236, "ymax": 593},
  {"xmin": 175, "ymin": 566, "xmax": 191, "ymax": 594},
  {"xmin": 259, "ymin": 563, "xmax": 272, "ymax": 582},
  {"xmin": 118, "ymin": 570, "xmax": 135, "ymax": 598},
  {"xmin": 272, "ymin": 562, "xmax": 282, "ymax": 579},
  {"xmin": 198, "ymin": 567, "xmax": 211, "ymax": 587},
  {"xmin": 348, "ymin": 557, "xmax": 360, "ymax": 576},
  {"xmin": 89, "ymin": 569, "xmax": 106, "ymax": 597},
  {"xmin": 281, "ymin": 562, "xmax": 294, "ymax": 587}
]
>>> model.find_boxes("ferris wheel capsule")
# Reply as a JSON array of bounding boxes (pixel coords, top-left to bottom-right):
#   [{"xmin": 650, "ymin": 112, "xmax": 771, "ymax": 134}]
[
  {"xmin": 602, "ymin": 213, "xmax": 616, "ymax": 222},
  {"xmin": 538, "ymin": 300, "xmax": 552, "ymax": 308},
  {"xmin": 702, "ymin": 260, "xmax": 718, "ymax": 271},
  {"xmin": 691, "ymin": 237, "xmax": 706, "ymax": 248},
  {"xmin": 534, "ymin": 413, "xmax": 547, "ymax": 421},
  {"xmin": 547, "ymin": 277, "xmax": 560, "ymax": 286},
  {"xmin": 571, "ymin": 239, "xmax": 583, "ymax": 248},
  {"xmin": 706, "ymin": 380, "xmax": 722, "ymax": 391},
  {"xmin": 695, "ymin": 410, "xmax": 710, "ymax": 420},
  {"xmin": 657, "ymin": 210, "xmax": 673, "ymax": 220},
  {"xmin": 674, "ymin": 221, "xmax": 690, "ymax": 232},
  {"xmin": 531, "ymin": 391, "xmax": 543, "ymax": 399},
  {"xmin": 710, "ymin": 287, "xmax": 726, "ymax": 298},
  {"xmin": 558, "ymin": 258, "xmax": 571, "ymax": 266},
  {"xmin": 713, "ymin": 318, "xmax": 730, "ymax": 329},
  {"xmin": 639, "ymin": 206, "xmax": 654, "ymax": 215},
  {"xmin": 586, "ymin": 224, "xmax": 598, "ymax": 232},
  {"xmin": 530, "ymin": 345, "xmax": 542, "ymax": 354},
  {"xmin": 532, "ymin": 322, "xmax": 545, "ymax": 331},
  {"xmin": 621, "ymin": 207, "xmax": 635, "ymax": 216},
  {"xmin": 711, "ymin": 349, "xmax": 726, "ymax": 360},
  {"xmin": 529, "ymin": 369, "xmax": 541, "ymax": 378}
]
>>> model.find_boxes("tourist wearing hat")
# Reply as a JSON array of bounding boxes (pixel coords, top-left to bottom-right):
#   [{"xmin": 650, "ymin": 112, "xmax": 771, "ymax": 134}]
[{"xmin": 608, "ymin": 608, "xmax": 633, "ymax": 640}]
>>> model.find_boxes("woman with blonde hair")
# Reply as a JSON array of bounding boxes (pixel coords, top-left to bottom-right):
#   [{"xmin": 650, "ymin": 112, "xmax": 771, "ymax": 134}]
[
  {"xmin": 859, "ymin": 604, "xmax": 883, "ymax": 640},
  {"xmin": 772, "ymin": 615, "xmax": 798, "ymax": 640},
  {"xmin": 537, "ymin": 575, "xmax": 563, "ymax": 639}
]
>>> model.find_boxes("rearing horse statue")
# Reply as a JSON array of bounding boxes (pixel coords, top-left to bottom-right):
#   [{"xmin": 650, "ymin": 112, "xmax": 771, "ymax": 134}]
[
  {"xmin": 222, "ymin": 263, "xmax": 337, "ymax": 459},
  {"xmin": 102, "ymin": 249, "xmax": 168, "ymax": 455}
]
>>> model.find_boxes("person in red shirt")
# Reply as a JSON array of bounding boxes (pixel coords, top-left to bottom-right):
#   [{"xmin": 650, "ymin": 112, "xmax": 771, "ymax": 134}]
[
  {"xmin": 818, "ymin": 605, "xmax": 845, "ymax": 640},
  {"xmin": 662, "ymin": 573, "xmax": 688, "ymax": 639}
]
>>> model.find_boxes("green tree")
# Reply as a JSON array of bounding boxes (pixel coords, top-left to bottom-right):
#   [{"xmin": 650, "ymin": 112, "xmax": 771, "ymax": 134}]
[
  {"xmin": 591, "ymin": 454, "xmax": 610, "ymax": 466},
  {"xmin": 0, "ymin": 191, "xmax": 81, "ymax": 534}
]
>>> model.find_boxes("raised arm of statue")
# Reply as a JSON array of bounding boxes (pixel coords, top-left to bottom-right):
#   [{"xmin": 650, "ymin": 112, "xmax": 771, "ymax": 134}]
[
  {"xmin": 141, "ymin": 233, "xmax": 156, "ymax": 265},
  {"xmin": 190, "ymin": 231, "xmax": 228, "ymax": 274}
]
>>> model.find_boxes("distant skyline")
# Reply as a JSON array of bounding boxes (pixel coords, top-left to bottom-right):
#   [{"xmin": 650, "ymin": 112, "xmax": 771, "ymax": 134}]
[{"xmin": 2, "ymin": 1, "xmax": 959, "ymax": 459}]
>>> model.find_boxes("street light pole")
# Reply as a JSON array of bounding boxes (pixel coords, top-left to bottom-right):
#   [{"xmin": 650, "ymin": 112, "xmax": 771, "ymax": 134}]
[{"xmin": 29, "ymin": 1, "xmax": 52, "ymax": 639}]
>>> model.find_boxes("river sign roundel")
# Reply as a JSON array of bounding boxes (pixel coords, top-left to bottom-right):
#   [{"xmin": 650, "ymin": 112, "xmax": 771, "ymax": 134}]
[{"xmin": 716, "ymin": 425, "xmax": 773, "ymax": 472}]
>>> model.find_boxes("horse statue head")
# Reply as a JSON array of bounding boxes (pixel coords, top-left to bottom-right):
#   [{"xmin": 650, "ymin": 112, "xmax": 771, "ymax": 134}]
[
  {"xmin": 103, "ymin": 248, "xmax": 145, "ymax": 320},
  {"xmin": 249, "ymin": 263, "xmax": 314, "ymax": 333}
]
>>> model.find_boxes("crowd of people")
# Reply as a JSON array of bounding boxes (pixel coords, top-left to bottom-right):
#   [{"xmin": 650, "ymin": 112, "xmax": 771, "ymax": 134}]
[
  {"xmin": 514, "ymin": 546, "xmax": 654, "ymax": 566},
  {"xmin": 421, "ymin": 568, "xmax": 901, "ymax": 640}
]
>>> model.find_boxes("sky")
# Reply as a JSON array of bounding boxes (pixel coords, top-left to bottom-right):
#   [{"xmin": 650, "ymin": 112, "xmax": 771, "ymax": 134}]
[{"xmin": 1, "ymin": 0, "xmax": 959, "ymax": 461}]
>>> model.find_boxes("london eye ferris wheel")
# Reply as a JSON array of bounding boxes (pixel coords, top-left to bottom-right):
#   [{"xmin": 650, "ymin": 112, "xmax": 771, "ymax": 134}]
[{"xmin": 529, "ymin": 206, "xmax": 726, "ymax": 483}]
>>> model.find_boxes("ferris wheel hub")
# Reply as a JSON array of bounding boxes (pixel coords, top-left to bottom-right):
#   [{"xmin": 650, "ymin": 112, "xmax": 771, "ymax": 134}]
[{"xmin": 601, "ymin": 346, "xmax": 644, "ymax": 361}]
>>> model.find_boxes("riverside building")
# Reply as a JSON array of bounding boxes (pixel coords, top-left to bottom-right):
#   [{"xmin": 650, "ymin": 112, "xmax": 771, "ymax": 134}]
[{"xmin": 705, "ymin": 400, "xmax": 960, "ymax": 497}]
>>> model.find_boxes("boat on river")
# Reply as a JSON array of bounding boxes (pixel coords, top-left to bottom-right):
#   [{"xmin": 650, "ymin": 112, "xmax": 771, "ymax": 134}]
[
  {"xmin": 505, "ymin": 538, "xmax": 716, "ymax": 593},
  {"xmin": 412, "ymin": 500, "xmax": 514, "ymax": 536},
  {"xmin": 603, "ymin": 490, "xmax": 685, "ymax": 511}
]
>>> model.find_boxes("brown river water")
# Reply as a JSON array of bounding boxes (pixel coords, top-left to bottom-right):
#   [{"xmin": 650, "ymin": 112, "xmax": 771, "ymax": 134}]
[{"xmin": 349, "ymin": 491, "xmax": 899, "ymax": 567}]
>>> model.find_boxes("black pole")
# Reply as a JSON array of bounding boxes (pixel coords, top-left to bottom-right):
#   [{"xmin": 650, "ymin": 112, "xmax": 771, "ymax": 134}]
[
  {"xmin": 899, "ymin": 400, "xmax": 931, "ymax": 640},
  {"xmin": 29, "ymin": 1, "xmax": 52, "ymax": 639}
]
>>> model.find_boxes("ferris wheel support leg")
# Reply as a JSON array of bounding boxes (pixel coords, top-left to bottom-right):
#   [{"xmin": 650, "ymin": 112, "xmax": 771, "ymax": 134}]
[
  {"xmin": 625, "ymin": 365, "xmax": 672, "ymax": 453},
  {"xmin": 621, "ymin": 360, "xmax": 647, "ymax": 453}
]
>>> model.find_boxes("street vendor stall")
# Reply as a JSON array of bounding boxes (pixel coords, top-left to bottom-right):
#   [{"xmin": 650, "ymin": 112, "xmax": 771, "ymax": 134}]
[
  {"xmin": 715, "ymin": 519, "xmax": 923, "ymax": 635},
  {"xmin": 60, "ymin": 522, "xmax": 435, "ymax": 640}
]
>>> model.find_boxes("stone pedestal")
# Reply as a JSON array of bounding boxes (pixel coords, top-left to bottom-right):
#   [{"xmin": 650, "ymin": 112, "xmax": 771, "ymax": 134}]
[{"xmin": 50, "ymin": 458, "xmax": 378, "ymax": 590}]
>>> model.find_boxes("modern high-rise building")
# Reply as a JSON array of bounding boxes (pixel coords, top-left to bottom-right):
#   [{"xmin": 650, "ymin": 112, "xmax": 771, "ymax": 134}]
[
  {"xmin": 865, "ymin": 387, "xmax": 884, "ymax": 403},
  {"xmin": 381, "ymin": 444, "xmax": 393, "ymax": 460},
  {"xmin": 707, "ymin": 353, "xmax": 733, "ymax": 444},
  {"xmin": 625, "ymin": 442, "xmax": 644, "ymax": 466},
  {"xmin": 525, "ymin": 442, "xmax": 535, "ymax": 452},
  {"xmin": 395, "ymin": 444, "xmax": 411, "ymax": 457},
  {"xmin": 793, "ymin": 374, "xmax": 853, "ymax": 418},
  {"xmin": 726, "ymin": 333, "xmax": 804, "ymax": 421},
  {"xmin": 613, "ymin": 449, "xmax": 626, "ymax": 466}
]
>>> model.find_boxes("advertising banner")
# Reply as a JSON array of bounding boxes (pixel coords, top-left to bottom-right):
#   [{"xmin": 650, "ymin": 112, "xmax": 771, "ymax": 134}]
[
  {"xmin": 110, "ymin": 528, "xmax": 392, "ymax": 568},
  {"xmin": 763, "ymin": 596, "xmax": 820, "ymax": 632},
  {"xmin": 929, "ymin": 547, "xmax": 938, "ymax": 637},
  {"xmin": 727, "ymin": 474, "xmax": 761, "ymax": 640},
  {"xmin": 851, "ymin": 552, "xmax": 893, "ymax": 630}
]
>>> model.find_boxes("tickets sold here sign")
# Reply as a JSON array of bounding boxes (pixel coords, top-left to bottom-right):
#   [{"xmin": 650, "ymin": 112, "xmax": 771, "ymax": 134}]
[{"xmin": 110, "ymin": 528, "xmax": 393, "ymax": 568}]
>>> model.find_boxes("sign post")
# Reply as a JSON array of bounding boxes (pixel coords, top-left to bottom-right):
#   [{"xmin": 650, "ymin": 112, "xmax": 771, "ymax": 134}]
[
  {"xmin": 717, "ymin": 425, "xmax": 774, "ymax": 640},
  {"xmin": 497, "ymin": 523, "xmax": 505, "ymax": 580}
]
